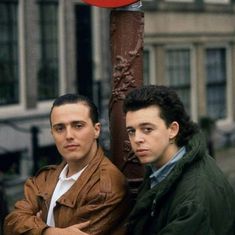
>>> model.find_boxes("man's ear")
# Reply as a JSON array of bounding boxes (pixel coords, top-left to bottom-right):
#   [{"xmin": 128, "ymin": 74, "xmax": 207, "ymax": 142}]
[
  {"xmin": 169, "ymin": 121, "xmax": 179, "ymax": 139},
  {"xmin": 94, "ymin": 123, "xmax": 101, "ymax": 139}
]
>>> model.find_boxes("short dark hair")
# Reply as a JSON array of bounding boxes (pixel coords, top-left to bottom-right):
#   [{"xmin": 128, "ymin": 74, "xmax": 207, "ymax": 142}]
[
  {"xmin": 50, "ymin": 94, "xmax": 99, "ymax": 125},
  {"xmin": 123, "ymin": 85, "xmax": 199, "ymax": 147}
]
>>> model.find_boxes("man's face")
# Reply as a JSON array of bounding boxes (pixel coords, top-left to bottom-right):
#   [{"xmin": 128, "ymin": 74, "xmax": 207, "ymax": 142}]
[
  {"xmin": 50, "ymin": 102, "xmax": 100, "ymax": 165},
  {"xmin": 126, "ymin": 105, "xmax": 179, "ymax": 168}
]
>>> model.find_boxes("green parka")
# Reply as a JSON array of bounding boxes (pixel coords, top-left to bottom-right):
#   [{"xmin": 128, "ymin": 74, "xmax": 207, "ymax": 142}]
[{"xmin": 127, "ymin": 132, "xmax": 235, "ymax": 235}]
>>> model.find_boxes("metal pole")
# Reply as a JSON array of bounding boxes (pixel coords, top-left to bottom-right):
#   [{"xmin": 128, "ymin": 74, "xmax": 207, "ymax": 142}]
[{"xmin": 109, "ymin": 2, "xmax": 145, "ymax": 196}]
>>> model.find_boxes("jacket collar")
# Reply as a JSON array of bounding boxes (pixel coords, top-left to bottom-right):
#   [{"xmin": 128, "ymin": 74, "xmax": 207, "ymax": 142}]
[
  {"xmin": 56, "ymin": 146, "xmax": 105, "ymax": 207},
  {"xmin": 38, "ymin": 146, "xmax": 105, "ymax": 208},
  {"xmin": 128, "ymin": 131, "xmax": 207, "ymax": 221}
]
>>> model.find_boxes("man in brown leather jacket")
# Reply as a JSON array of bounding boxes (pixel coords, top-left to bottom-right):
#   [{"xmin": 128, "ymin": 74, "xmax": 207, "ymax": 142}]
[{"xmin": 4, "ymin": 94, "xmax": 130, "ymax": 235}]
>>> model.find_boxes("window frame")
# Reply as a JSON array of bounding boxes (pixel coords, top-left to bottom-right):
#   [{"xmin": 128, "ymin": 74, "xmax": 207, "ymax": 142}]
[
  {"xmin": 0, "ymin": 0, "xmax": 63, "ymax": 119},
  {"xmin": 165, "ymin": 45, "xmax": 194, "ymax": 115},
  {"xmin": 143, "ymin": 45, "xmax": 156, "ymax": 85},
  {"xmin": 37, "ymin": 0, "xmax": 59, "ymax": 101},
  {"xmin": 205, "ymin": 44, "xmax": 231, "ymax": 122},
  {"xmin": 0, "ymin": 1, "xmax": 19, "ymax": 106}
]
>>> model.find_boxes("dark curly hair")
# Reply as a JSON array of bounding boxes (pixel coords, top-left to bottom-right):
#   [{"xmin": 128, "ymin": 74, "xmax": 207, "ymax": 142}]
[{"xmin": 123, "ymin": 85, "xmax": 199, "ymax": 147}]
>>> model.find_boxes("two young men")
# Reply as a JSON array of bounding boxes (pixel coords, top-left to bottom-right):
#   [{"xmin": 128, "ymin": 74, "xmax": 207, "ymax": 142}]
[
  {"xmin": 4, "ymin": 94, "xmax": 130, "ymax": 235},
  {"xmin": 4, "ymin": 85, "xmax": 235, "ymax": 235},
  {"xmin": 123, "ymin": 85, "xmax": 235, "ymax": 235}
]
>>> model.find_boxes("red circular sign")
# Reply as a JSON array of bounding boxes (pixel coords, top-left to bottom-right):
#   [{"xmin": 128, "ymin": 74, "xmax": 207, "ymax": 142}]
[{"xmin": 81, "ymin": 0, "xmax": 139, "ymax": 8}]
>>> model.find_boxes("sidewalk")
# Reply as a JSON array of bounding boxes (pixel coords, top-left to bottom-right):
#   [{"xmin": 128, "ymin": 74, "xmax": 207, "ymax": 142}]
[{"xmin": 215, "ymin": 146, "xmax": 235, "ymax": 191}]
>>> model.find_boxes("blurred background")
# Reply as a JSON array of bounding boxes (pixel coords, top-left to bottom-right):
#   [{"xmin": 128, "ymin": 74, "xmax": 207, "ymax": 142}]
[{"xmin": 1, "ymin": 0, "xmax": 235, "ymax": 233}]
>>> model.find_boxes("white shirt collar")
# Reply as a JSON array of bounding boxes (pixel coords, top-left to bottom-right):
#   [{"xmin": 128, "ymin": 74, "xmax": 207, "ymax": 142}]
[{"xmin": 59, "ymin": 164, "xmax": 87, "ymax": 181}]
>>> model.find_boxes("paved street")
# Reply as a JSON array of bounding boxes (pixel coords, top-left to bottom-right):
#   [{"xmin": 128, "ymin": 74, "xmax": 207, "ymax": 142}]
[{"xmin": 216, "ymin": 147, "xmax": 235, "ymax": 191}]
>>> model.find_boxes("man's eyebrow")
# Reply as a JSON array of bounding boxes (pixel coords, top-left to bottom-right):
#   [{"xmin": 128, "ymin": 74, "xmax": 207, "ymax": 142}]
[
  {"xmin": 71, "ymin": 120, "xmax": 86, "ymax": 124},
  {"xmin": 140, "ymin": 122, "xmax": 152, "ymax": 126},
  {"xmin": 52, "ymin": 120, "xmax": 85, "ymax": 126},
  {"xmin": 126, "ymin": 122, "xmax": 151, "ymax": 128},
  {"xmin": 52, "ymin": 123, "xmax": 64, "ymax": 128}
]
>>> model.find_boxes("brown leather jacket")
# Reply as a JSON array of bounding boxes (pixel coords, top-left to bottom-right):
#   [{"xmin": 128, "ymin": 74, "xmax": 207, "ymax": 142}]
[{"xmin": 4, "ymin": 146, "xmax": 131, "ymax": 235}]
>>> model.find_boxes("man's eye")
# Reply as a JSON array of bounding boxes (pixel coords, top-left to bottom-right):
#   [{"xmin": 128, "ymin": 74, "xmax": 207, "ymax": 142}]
[
  {"xmin": 73, "ymin": 123, "xmax": 83, "ymax": 129},
  {"xmin": 143, "ymin": 128, "xmax": 152, "ymax": 134},
  {"xmin": 54, "ymin": 126, "xmax": 65, "ymax": 133},
  {"xmin": 127, "ymin": 129, "xmax": 135, "ymax": 136}
]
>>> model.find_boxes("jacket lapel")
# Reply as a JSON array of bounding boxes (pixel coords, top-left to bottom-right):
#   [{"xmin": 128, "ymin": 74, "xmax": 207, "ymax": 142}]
[{"xmin": 57, "ymin": 146, "xmax": 104, "ymax": 208}]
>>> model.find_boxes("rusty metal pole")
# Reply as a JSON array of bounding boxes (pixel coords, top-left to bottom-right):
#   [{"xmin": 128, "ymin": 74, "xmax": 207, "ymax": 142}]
[
  {"xmin": 109, "ymin": 2, "xmax": 145, "ymax": 196},
  {"xmin": 80, "ymin": 0, "xmax": 145, "ymax": 196}
]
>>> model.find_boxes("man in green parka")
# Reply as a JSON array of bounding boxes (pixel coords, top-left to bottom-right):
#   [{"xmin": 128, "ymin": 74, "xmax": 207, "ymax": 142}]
[{"xmin": 123, "ymin": 85, "xmax": 235, "ymax": 235}]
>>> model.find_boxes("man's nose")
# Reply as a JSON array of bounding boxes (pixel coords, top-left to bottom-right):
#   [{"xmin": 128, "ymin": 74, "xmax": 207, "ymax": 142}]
[
  {"xmin": 65, "ymin": 126, "xmax": 74, "ymax": 139},
  {"xmin": 133, "ymin": 131, "xmax": 144, "ymax": 144}
]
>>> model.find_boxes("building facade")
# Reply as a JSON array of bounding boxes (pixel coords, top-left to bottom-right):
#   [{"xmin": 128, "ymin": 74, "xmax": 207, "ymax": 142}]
[
  {"xmin": 0, "ymin": 0, "xmax": 111, "ymax": 178},
  {"xmin": 143, "ymin": 0, "xmax": 235, "ymax": 142},
  {"xmin": 0, "ymin": 0, "xmax": 111, "ymax": 210}
]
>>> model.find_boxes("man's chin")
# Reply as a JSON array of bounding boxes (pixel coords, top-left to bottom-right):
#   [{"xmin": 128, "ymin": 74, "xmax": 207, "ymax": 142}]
[
  {"xmin": 139, "ymin": 157, "xmax": 152, "ymax": 165},
  {"xmin": 63, "ymin": 155, "xmax": 83, "ymax": 162}
]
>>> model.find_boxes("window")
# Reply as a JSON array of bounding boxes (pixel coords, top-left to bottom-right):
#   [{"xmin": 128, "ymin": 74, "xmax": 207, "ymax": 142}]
[
  {"xmin": 143, "ymin": 49, "xmax": 150, "ymax": 85},
  {"xmin": 0, "ymin": 2, "xmax": 19, "ymax": 106},
  {"xmin": 166, "ymin": 48, "xmax": 191, "ymax": 114},
  {"xmin": 143, "ymin": 46, "xmax": 156, "ymax": 85},
  {"xmin": 38, "ymin": 0, "xmax": 59, "ymax": 101},
  {"xmin": 205, "ymin": 48, "xmax": 226, "ymax": 120}
]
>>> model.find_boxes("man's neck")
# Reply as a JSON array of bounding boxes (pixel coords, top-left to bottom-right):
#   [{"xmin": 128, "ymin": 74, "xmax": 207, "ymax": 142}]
[
  {"xmin": 154, "ymin": 144, "xmax": 180, "ymax": 169},
  {"xmin": 66, "ymin": 144, "xmax": 98, "ymax": 177}
]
